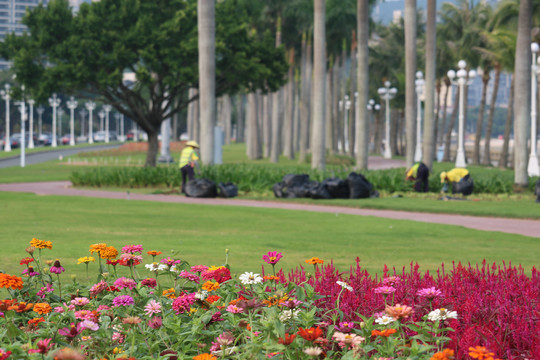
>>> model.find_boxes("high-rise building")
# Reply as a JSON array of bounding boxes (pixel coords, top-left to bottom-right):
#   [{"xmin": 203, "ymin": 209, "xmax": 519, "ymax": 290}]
[{"xmin": 0, "ymin": 0, "xmax": 49, "ymax": 69}]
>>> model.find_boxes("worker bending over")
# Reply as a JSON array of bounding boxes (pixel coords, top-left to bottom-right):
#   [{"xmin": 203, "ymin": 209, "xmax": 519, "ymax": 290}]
[
  {"xmin": 440, "ymin": 168, "xmax": 473, "ymax": 196},
  {"xmin": 406, "ymin": 162, "xmax": 430, "ymax": 192}
]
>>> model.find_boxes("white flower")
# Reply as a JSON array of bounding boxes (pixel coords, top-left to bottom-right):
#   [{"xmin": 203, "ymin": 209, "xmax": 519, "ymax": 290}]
[
  {"xmin": 170, "ymin": 264, "xmax": 180, "ymax": 273},
  {"xmin": 375, "ymin": 315, "xmax": 396, "ymax": 325},
  {"xmin": 145, "ymin": 263, "xmax": 168, "ymax": 272},
  {"xmin": 427, "ymin": 308, "xmax": 458, "ymax": 321},
  {"xmin": 279, "ymin": 309, "xmax": 301, "ymax": 322},
  {"xmin": 194, "ymin": 290, "xmax": 209, "ymax": 300},
  {"xmin": 239, "ymin": 272, "xmax": 263, "ymax": 285},
  {"xmin": 336, "ymin": 281, "xmax": 353, "ymax": 292}
]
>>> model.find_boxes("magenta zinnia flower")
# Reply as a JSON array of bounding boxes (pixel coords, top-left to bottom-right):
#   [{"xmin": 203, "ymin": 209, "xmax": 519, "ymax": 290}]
[
  {"xmin": 71, "ymin": 297, "xmax": 90, "ymax": 307},
  {"xmin": 112, "ymin": 295, "xmax": 134, "ymax": 307},
  {"xmin": 114, "ymin": 277, "xmax": 137, "ymax": 290},
  {"xmin": 373, "ymin": 286, "xmax": 396, "ymax": 294},
  {"xmin": 148, "ymin": 316, "xmax": 163, "ymax": 329},
  {"xmin": 90, "ymin": 280, "xmax": 109, "ymax": 297},
  {"xmin": 263, "ymin": 251, "xmax": 283, "ymax": 265},
  {"xmin": 37, "ymin": 283, "xmax": 54, "ymax": 299},
  {"xmin": 171, "ymin": 293, "xmax": 196, "ymax": 314},
  {"xmin": 141, "ymin": 278, "xmax": 157, "ymax": 288},
  {"xmin": 50, "ymin": 260, "xmax": 65, "ymax": 274},
  {"xmin": 178, "ymin": 270, "xmax": 200, "ymax": 283},
  {"xmin": 28, "ymin": 338, "xmax": 54, "ymax": 354},
  {"xmin": 190, "ymin": 265, "xmax": 209, "ymax": 273},
  {"xmin": 58, "ymin": 323, "xmax": 83, "ymax": 339},
  {"xmin": 417, "ymin": 287, "xmax": 443, "ymax": 299},
  {"xmin": 121, "ymin": 244, "xmax": 143, "ymax": 254}
]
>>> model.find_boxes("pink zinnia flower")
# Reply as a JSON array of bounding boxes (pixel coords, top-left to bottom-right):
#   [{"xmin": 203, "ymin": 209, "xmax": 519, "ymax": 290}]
[
  {"xmin": 90, "ymin": 280, "xmax": 109, "ymax": 297},
  {"xmin": 262, "ymin": 251, "xmax": 283, "ymax": 265},
  {"xmin": 112, "ymin": 295, "xmax": 134, "ymax": 307},
  {"xmin": 28, "ymin": 338, "xmax": 54, "ymax": 354},
  {"xmin": 97, "ymin": 305, "xmax": 111, "ymax": 311},
  {"xmin": 148, "ymin": 316, "xmax": 162, "ymax": 329},
  {"xmin": 336, "ymin": 321, "xmax": 354, "ymax": 333},
  {"xmin": 373, "ymin": 286, "xmax": 396, "ymax": 294},
  {"xmin": 141, "ymin": 278, "xmax": 157, "ymax": 288},
  {"xmin": 58, "ymin": 323, "xmax": 83, "ymax": 339},
  {"xmin": 226, "ymin": 304, "xmax": 243, "ymax": 313},
  {"xmin": 71, "ymin": 297, "xmax": 90, "ymax": 307},
  {"xmin": 114, "ymin": 277, "xmax": 137, "ymax": 290},
  {"xmin": 382, "ymin": 276, "xmax": 401, "ymax": 286},
  {"xmin": 37, "ymin": 283, "xmax": 54, "ymax": 299},
  {"xmin": 161, "ymin": 257, "xmax": 182, "ymax": 266},
  {"xmin": 121, "ymin": 244, "xmax": 143, "ymax": 254},
  {"xmin": 54, "ymin": 307, "xmax": 65, "ymax": 313},
  {"xmin": 74, "ymin": 310, "xmax": 97, "ymax": 321},
  {"xmin": 172, "ymin": 293, "xmax": 196, "ymax": 314},
  {"xmin": 191, "ymin": 265, "xmax": 209, "ymax": 273},
  {"xmin": 179, "ymin": 270, "xmax": 200, "ymax": 283},
  {"xmin": 49, "ymin": 260, "xmax": 65, "ymax": 274},
  {"xmin": 80, "ymin": 320, "xmax": 99, "ymax": 331},
  {"xmin": 417, "ymin": 287, "xmax": 443, "ymax": 299},
  {"xmin": 118, "ymin": 253, "xmax": 143, "ymax": 266},
  {"xmin": 144, "ymin": 299, "xmax": 162, "ymax": 316}
]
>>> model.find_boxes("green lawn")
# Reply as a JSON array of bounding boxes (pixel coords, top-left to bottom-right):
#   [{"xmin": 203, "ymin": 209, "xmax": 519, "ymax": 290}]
[{"xmin": 0, "ymin": 191, "xmax": 538, "ymax": 284}]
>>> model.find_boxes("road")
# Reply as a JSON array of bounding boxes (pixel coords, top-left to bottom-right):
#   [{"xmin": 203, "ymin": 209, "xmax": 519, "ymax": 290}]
[{"xmin": 0, "ymin": 144, "xmax": 121, "ymax": 168}]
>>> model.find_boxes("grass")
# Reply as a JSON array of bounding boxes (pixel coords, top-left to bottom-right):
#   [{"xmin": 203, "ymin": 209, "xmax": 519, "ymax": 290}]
[
  {"xmin": 0, "ymin": 141, "xmax": 123, "ymax": 159},
  {"xmin": 0, "ymin": 191, "xmax": 538, "ymax": 285}
]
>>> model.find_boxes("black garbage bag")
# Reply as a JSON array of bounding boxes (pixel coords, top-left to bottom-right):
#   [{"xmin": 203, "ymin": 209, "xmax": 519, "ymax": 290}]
[
  {"xmin": 309, "ymin": 181, "xmax": 332, "ymax": 199},
  {"xmin": 218, "ymin": 182, "xmax": 238, "ymax": 198},
  {"xmin": 273, "ymin": 182, "xmax": 285, "ymax": 198},
  {"xmin": 347, "ymin": 172, "xmax": 374, "ymax": 199},
  {"xmin": 452, "ymin": 177, "xmax": 474, "ymax": 196},
  {"xmin": 286, "ymin": 185, "xmax": 312, "ymax": 198},
  {"xmin": 282, "ymin": 174, "xmax": 310, "ymax": 188},
  {"xmin": 323, "ymin": 178, "xmax": 350, "ymax": 198},
  {"xmin": 185, "ymin": 179, "xmax": 217, "ymax": 198}
]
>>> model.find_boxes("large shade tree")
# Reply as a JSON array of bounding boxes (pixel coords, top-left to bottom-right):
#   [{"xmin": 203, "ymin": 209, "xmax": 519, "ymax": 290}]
[{"xmin": 0, "ymin": 0, "xmax": 288, "ymax": 166}]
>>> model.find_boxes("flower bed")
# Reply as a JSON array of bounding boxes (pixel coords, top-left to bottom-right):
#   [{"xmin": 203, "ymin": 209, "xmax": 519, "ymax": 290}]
[{"xmin": 0, "ymin": 239, "xmax": 538, "ymax": 359}]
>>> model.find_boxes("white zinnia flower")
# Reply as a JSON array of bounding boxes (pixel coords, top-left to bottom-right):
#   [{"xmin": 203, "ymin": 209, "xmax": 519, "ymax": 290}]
[
  {"xmin": 145, "ymin": 263, "xmax": 169, "ymax": 272},
  {"xmin": 239, "ymin": 272, "xmax": 263, "ymax": 285},
  {"xmin": 375, "ymin": 315, "xmax": 396, "ymax": 325},
  {"xmin": 279, "ymin": 309, "xmax": 301, "ymax": 322},
  {"xmin": 169, "ymin": 264, "xmax": 180, "ymax": 273},
  {"xmin": 194, "ymin": 290, "xmax": 209, "ymax": 300},
  {"xmin": 427, "ymin": 308, "xmax": 458, "ymax": 321},
  {"xmin": 336, "ymin": 281, "xmax": 353, "ymax": 291}
]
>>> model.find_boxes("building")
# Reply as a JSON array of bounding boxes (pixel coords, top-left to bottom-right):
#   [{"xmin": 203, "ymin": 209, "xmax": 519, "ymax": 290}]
[{"xmin": 0, "ymin": 0, "xmax": 50, "ymax": 69}]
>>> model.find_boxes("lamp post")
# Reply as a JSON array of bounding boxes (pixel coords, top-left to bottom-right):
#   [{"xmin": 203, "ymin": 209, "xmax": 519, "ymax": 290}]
[
  {"xmin": 66, "ymin": 96, "xmax": 78, "ymax": 146},
  {"xmin": 528, "ymin": 43, "xmax": 540, "ymax": 176},
  {"xmin": 377, "ymin": 81, "xmax": 398, "ymax": 159},
  {"xmin": 367, "ymin": 99, "xmax": 380, "ymax": 152},
  {"xmin": 28, "ymin": 99, "xmax": 35, "ymax": 148},
  {"xmin": 338, "ymin": 95, "xmax": 351, "ymax": 152},
  {"xmin": 48, "ymin": 93, "xmax": 61, "ymax": 147},
  {"xmin": 18, "ymin": 87, "xmax": 26, "ymax": 167},
  {"xmin": 98, "ymin": 109, "xmax": 105, "ymax": 134},
  {"xmin": 1, "ymin": 84, "xmax": 11, "ymax": 151},
  {"xmin": 36, "ymin": 105, "xmax": 44, "ymax": 139},
  {"xmin": 414, "ymin": 71, "xmax": 425, "ymax": 162},
  {"xmin": 447, "ymin": 60, "xmax": 476, "ymax": 168},
  {"xmin": 58, "ymin": 107, "xmax": 65, "ymax": 142},
  {"xmin": 85, "ymin": 101, "xmax": 96, "ymax": 144},
  {"xmin": 103, "ymin": 104, "xmax": 112, "ymax": 143},
  {"xmin": 79, "ymin": 108, "xmax": 87, "ymax": 138}
]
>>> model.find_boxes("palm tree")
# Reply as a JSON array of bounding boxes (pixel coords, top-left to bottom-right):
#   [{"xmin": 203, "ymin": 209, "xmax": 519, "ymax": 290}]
[
  {"xmin": 311, "ymin": 0, "xmax": 326, "ymax": 170},
  {"xmin": 270, "ymin": 17, "xmax": 282, "ymax": 163},
  {"xmin": 423, "ymin": 0, "xmax": 436, "ymax": 169},
  {"xmin": 356, "ymin": 0, "xmax": 369, "ymax": 169},
  {"xmin": 404, "ymin": 0, "xmax": 417, "ymax": 168},
  {"xmin": 198, "ymin": 0, "xmax": 216, "ymax": 165},
  {"xmin": 513, "ymin": 0, "xmax": 532, "ymax": 187}
]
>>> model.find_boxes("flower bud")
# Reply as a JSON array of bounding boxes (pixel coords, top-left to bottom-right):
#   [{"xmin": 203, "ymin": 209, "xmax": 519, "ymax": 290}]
[{"xmin": 25, "ymin": 246, "xmax": 35, "ymax": 255}]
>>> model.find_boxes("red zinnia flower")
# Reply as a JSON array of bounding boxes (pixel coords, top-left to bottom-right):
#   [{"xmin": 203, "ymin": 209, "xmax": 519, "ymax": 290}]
[
  {"xmin": 278, "ymin": 333, "xmax": 296, "ymax": 345},
  {"xmin": 20, "ymin": 257, "xmax": 34, "ymax": 265},
  {"xmin": 298, "ymin": 327, "xmax": 323, "ymax": 341}
]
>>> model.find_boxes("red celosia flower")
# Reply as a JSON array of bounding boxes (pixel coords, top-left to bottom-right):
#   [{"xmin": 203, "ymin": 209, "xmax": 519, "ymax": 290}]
[
  {"xmin": 298, "ymin": 327, "xmax": 323, "ymax": 342},
  {"xmin": 371, "ymin": 329, "xmax": 397, "ymax": 337},
  {"xmin": 278, "ymin": 333, "xmax": 296, "ymax": 345}
]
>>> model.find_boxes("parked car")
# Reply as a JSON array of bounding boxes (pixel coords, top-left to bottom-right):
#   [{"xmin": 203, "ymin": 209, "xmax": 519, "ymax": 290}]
[
  {"xmin": 39, "ymin": 132, "xmax": 57, "ymax": 146},
  {"xmin": 61, "ymin": 134, "xmax": 73, "ymax": 145},
  {"xmin": 93, "ymin": 131, "xmax": 118, "ymax": 142}
]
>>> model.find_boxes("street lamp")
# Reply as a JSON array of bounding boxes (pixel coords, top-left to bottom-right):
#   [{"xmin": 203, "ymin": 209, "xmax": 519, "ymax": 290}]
[
  {"xmin": 529, "ymin": 43, "xmax": 540, "ymax": 176},
  {"xmin": 103, "ymin": 104, "xmax": 112, "ymax": 143},
  {"xmin": 58, "ymin": 107, "xmax": 65, "ymax": 142},
  {"xmin": 414, "ymin": 71, "xmax": 425, "ymax": 162},
  {"xmin": 36, "ymin": 105, "xmax": 44, "ymax": 139},
  {"xmin": 66, "ymin": 96, "xmax": 78, "ymax": 146},
  {"xmin": 1, "ymin": 84, "xmax": 11, "ymax": 151},
  {"xmin": 338, "ymin": 95, "xmax": 351, "ymax": 153},
  {"xmin": 17, "ymin": 87, "xmax": 26, "ymax": 167},
  {"xmin": 114, "ymin": 112, "xmax": 125, "ymax": 141},
  {"xmin": 447, "ymin": 60, "xmax": 476, "ymax": 168},
  {"xmin": 48, "ymin": 93, "xmax": 61, "ymax": 147},
  {"xmin": 79, "ymin": 108, "xmax": 88, "ymax": 138},
  {"xmin": 85, "ymin": 101, "xmax": 96, "ymax": 143},
  {"xmin": 377, "ymin": 81, "xmax": 398, "ymax": 159},
  {"xmin": 28, "ymin": 99, "xmax": 35, "ymax": 149},
  {"xmin": 367, "ymin": 99, "xmax": 380, "ymax": 152}
]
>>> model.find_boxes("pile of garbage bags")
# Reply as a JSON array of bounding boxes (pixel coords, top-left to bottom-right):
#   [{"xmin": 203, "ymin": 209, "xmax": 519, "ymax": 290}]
[
  {"xmin": 186, "ymin": 179, "xmax": 238, "ymax": 198},
  {"xmin": 273, "ymin": 173, "xmax": 379, "ymax": 199}
]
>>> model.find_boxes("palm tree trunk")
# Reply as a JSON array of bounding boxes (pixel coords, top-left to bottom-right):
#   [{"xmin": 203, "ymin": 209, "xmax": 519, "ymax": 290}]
[
  {"xmin": 438, "ymin": 78, "xmax": 450, "ymax": 146},
  {"xmin": 325, "ymin": 60, "xmax": 333, "ymax": 153},
  {"xmin": 472, "ymin": 71, "xmax": 490, "ymax": 164},
  {"xmin": 356, "ymin": 0, "xmax": 369, "ymax": 169},
  {"xmin": 283, "ymin": 49, "xmax": 295, "ymax": 159},
  {"xmin": 500, "ymin": 76, "xmax": 514, "ymax": 169},
  {"xmin": 443, "ymin": 88, "xmax": 459, "ymax": 162},
  {"xmin": 483, "ymin": 66, "xmax": 501, "ymax": 165},
  {"xmin": 348, "ymin": 32, "xmax": 357, "ymax": 158},
  {"xmin": 423, "ymin": 0, "xmax": 436, "ymax": 168},
  {"xmin": 404, "ymin": 0, "xmax": 417, "ymax": 167},
  {"xmin": 513, "ymin": 0, "xmax": 532, "ymax": 186},
  {"xmin": 236, "ymin": 94, "xmax": 244, "ymax": 143},
  {"xmin": 187, "ymin": 87, "xmax": 195, "ymax": 140},
  {"xmin": 263, "ymin": 94, "xmax": 271, "ymax": 158},
  {"xmin": 432, "ymin": 80, "xmax": 441, "ymax": 160},
  {"xmin": 332, "ymin": 55, "xmax": 341, "ymax": 153},
  {"xmin": 311, "ymin": 0, "xmax": 326, "ymax": 170},
  {"xmin": 270, "ymin": 19, "xmax": 282, "ymax": 163},
  {"xmin": 223, "ymin": 94, "xmax": 232, "ymax": 145},
  {"xmin": 299, "ymin": 33, "xmax": 309, "ymax": 163}
]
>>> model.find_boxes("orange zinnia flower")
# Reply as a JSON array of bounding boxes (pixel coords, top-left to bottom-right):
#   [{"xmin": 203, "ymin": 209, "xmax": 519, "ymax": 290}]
[
  {"xmin": 305, "ymin": 257, "xmax": 324, "ymax": 265},
  {"xmin": 0, "ymin": 273, "xmax": 24, "ymax": 290},
  {"xmin": 298, "ymin": 327, "xmax": 324, "ymax": 342},
  {"xmin": 8, "ymin": 301, "xmax": 34, "ymax": 312},
  {"xmin": 468, "ymin": 346, "xmax": 501, "ymax": 360},
  {"xmin": 371, "ymin": 328, "xmax": 398, "ymax": 337},
  {"xmin": 228, "ymin": 296, "xmax": 246, "ymax": 306},
  {"xmin": 0, "ymin": 299, "xmax": 16, "ymax": 311},
  {"xmin": 385, "ymin": 303, "xmax": 413, "ymax": 320},
  {"xmin": 33, "ymin": 303, "xmax": 52, "ymax": 315},
  {"xmin": 202, "ymin": 281, "xmax": 220, "ymax": 292},
  {"xmin": 263, "ymin": 275, "xmax": 280, "ymax": 281},
  {"xmin": 30, "ymin": 238, "xmax": 53, "ymax": 249},
  {"xmin": 205, "ymin": 295, "xmax": 221, "ymax": 304},
  {"xmin": 278, "ymin": 333, "xmax": 296, "ymax": 345},
  {"xmin": 193, "ymin": 354, "xmax": 217, "ymax": 360},
  {"xmin": 89, "ymin": 243, "xmax": 108, "ymax": 254},
  {"xmin": 99, "ymin": 246, "xmax": 118, "ymax": 259},
  {"xmin": 431, "ymin": 349, "xmax": 455, "ymax": 360},
  {"xmin": 147, "ymin": 250, "xmax": 162, "ymax": 256},
  {"xmin": 162, "ymin": 288, "xmax": 176, "ymax": 299},
  {"xmin": 28, "ymin": 317, "xmax": 45, "ymax": 326}
]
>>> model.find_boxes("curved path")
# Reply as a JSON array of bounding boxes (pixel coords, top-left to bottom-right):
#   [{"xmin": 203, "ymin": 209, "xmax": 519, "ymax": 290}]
[{"xmin": 1, "ymin": 181, "xmax": 539, "ymax": 238}]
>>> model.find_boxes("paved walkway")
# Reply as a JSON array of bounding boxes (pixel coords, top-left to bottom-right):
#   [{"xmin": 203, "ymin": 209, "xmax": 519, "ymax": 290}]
[{"xmin": 1, "ymin": 181, "xmax": 539, "ymax": 238}]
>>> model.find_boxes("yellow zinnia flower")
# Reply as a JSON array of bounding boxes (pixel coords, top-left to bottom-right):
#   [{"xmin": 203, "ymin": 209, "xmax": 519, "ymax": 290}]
[
  {"xmin": 30, "ymin": 238, "xmax": 53, "ymax": 250},
  {"xmin": 99, "ymin": 246, "xmax": 118, "ymax": 259},
  {"xmin": 202, "ymin": 281, "xmax": 220, "ymax": 292},
  {"xmin": 77, "ymin": 256, "xmax": 96, "ymax": 264}
]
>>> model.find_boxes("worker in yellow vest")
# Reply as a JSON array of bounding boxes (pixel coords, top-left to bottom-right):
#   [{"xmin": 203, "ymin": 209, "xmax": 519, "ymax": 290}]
[
  {"xmin": 405, "ymin": 162, "xmax": 430, "ymax": 192},
  {"xmin": 179, "ymin": 140, "xmax": 200, "ymax": 194},
  {"xmin": 440, "ymin": 168, "xmax": 472, "ymax": 195}
]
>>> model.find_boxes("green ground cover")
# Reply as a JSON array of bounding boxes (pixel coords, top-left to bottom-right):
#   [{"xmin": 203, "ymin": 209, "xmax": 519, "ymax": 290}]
[
  {"xmin": 0, "ymin": 141, "xmax": 122, "ymax": 159},
  {"xmin": 0, "ymin": 191, "xmax": 538, "ymax": 285}
]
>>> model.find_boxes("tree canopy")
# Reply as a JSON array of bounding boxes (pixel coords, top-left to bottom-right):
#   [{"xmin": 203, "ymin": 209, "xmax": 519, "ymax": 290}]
[{"xmin": 0, "ymin": 0, "xmax": 288, "ymax": 166}]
